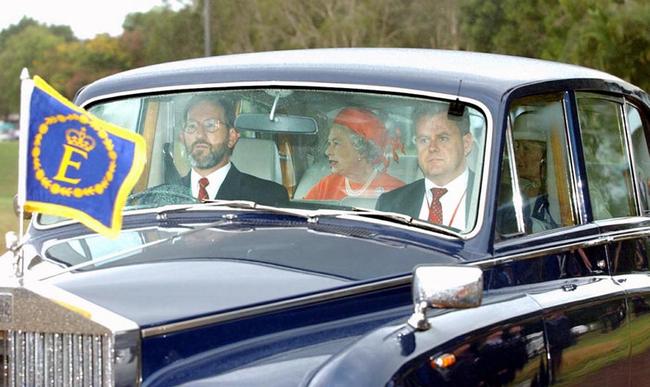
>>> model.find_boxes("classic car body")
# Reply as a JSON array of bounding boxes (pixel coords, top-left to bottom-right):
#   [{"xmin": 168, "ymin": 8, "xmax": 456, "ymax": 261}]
[{"xmin": 2, "ymin": 48, "xmax": 650, "ymax": 386}]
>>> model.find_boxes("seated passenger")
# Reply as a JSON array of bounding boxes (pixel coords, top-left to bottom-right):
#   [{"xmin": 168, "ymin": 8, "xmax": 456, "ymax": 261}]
[
  {"xmin": 376, "ymin": 108, "xmax": 474, "ymax": 230},
  {"xmin": 304, "ymin": 107, "xmax": 404, "ymax": 200},
  {"xmin": 179, "ymin": 95, "xmax": 288, "ymax": 206},
  {"xmin": 513, "ymin": 116, "xmax": 557, "ymax": 232}
]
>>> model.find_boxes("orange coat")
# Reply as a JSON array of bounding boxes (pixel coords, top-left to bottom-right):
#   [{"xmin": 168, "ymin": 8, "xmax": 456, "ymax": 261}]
[{"xmin": 305, "ymin": 172, "xmax": 404, "ymax": 200}]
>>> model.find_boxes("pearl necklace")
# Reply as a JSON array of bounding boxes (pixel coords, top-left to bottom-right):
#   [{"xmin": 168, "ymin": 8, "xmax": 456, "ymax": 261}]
[{"xmin": 344, "ymin": 170, "xmax": 378, "ymax": 197}]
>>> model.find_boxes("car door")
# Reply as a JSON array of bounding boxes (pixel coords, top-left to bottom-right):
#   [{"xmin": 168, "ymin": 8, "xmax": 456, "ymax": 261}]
[
  {"xmin": 577, "ymin": 95, "xmax": 650, "ymax": 384},
  {"xmin": 495, "ymin": 91, "xmax": 631, "ymax": 386}
]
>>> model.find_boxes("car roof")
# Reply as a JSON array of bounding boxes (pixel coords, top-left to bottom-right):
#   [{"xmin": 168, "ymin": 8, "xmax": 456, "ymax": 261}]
[{"xmin": 75, "ymin": 48, "xmax": 637, "ymax": 106}]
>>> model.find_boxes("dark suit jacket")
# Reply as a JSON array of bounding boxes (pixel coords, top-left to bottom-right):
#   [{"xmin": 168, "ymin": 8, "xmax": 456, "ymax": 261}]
[
  {"xmin": 375, "ymin": 179, "xmax": 426, "ymax": 218},
  {"xmin": 182, "ymin": 164, "xmax": 289, "ymax": 206},
  {"xmin": 376, "ymin": 172, "xmax": 475, "ymax": 220}
]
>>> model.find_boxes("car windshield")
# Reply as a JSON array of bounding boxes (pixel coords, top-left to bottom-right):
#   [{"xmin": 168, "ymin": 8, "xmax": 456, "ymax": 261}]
[{"xmin": 43, "ymin": 88, "xmax": 487, "ymax": 234}]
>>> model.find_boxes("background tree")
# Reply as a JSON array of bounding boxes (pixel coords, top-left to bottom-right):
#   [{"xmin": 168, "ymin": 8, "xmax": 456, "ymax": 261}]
[
  {"xmin": 401, "ymin": 0, "xmax": 461, "ymax": 49},
  {"xmin": 0, "ymin": 19, "xmax": 75, "ymax": 117},
  {"xmin": 551, "ymin": 0, "xmax": 650, "ymax": 92},
  {"xmin": 460, "ymin": 0, "xmax": 650, "ymax": 91},
  {"xmin": 0, "ymin": 0, "xmax": 648, "ymax": 118},
  {"xmin": 122, "ymin": 5, "xmax": 203, "ymax": 64},
  {"xmin": 37, "ymin": 34, "xmax": 134, "ymax": 98}
]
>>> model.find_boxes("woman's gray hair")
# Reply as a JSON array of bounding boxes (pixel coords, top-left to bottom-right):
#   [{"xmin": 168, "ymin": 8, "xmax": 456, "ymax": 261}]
[{"xmin": 337, "ymin": 124, "xmax": 384, "ymax": 171}]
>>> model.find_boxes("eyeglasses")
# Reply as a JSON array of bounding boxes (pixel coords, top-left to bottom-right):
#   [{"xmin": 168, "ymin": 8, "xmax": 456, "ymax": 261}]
[{"xmin": 183, "ymin": 118, "xmax": 228, "ymax": 134}]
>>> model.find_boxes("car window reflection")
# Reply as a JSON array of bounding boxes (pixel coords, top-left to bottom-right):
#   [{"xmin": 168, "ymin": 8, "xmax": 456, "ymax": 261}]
[{"xmin": 86, "ymin": 89, "xmax": 488, "ymax": 234}]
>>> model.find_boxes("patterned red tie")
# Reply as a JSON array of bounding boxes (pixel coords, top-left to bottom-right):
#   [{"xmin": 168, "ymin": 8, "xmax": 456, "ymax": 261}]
[
  {"xmin": 428, "ymin": 188, "xmax": 448, "ymax": 224},
  {"xmin": 198, "ymin": 177, "xmax": 210, "ymax": 202}
]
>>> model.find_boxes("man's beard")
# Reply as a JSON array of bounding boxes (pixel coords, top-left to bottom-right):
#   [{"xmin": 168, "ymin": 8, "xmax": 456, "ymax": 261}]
[{"xmin": 187, "ymin": 141, "xmax": 228, "ymax": 169}]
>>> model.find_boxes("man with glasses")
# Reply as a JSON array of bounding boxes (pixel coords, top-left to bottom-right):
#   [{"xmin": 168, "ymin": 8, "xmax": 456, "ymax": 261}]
[
  {"xmin": 179, "ymin": 95, "xmax": 288, "ymax": 205},
  {"xmin": 376, "ymin": 107, "xmax": 473, "ymax": 230}
]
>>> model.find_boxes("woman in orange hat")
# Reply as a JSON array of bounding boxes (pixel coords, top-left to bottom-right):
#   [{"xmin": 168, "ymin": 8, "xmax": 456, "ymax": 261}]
[{"xmin": 304, "ymin": 107, "xmax": 404, "ymax": 200}]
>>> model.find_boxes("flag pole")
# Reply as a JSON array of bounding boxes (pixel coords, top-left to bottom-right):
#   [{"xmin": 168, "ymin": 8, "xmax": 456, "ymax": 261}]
[{"xmin": 14, "ymin": 68, "xmax": 32, "ymax": 279}]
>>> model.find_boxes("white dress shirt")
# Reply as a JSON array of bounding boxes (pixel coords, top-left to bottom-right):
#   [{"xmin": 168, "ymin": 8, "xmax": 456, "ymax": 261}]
[
  {"xmin": 190, "ymin": 162, "xmax": 231, "ymax": 200},
  {"xmin": 418, "ymin": 169, "xmax": 469, "ymax": 230}
]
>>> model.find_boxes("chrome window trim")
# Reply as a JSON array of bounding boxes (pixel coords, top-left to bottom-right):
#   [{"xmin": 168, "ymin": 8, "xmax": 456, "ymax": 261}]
[
  {"xmin": 142, "ymin": 275, "xmax": 411, "ymax": 338},
  {"xmin": 501, "ymin": 91, "xmax": 578, "ymax": 239},
  {"xmin": 623, "ymin": 101, "xmax": 645, "ymax": 216},
  {"xmin": 504, "ymin": 115, "xmax": 526, "ymax": 235},
  {"xmin": 593, "ymin": 216, "xmax": 650, "ymax": 229},
  {"xmin": 615, "ymin": 99, "xmax": 636, "ymax": 216},
  {"xmin": 562, "ymin": 91, "xmax": 583, "ymax": 224},
  {"xmin": 42, "ymin": 80, "xmax": 493, "ymax": 240},
  {"xmin": 488, "ymin": 221, "xmax": 650, "ymax": 269},
  {"xmin": 486, "ymin": 241, "xmax": 602, "ymax": 269},
  {"xmin": 575, "ymin": 92, "xmax": 636, "ymax": 220}
]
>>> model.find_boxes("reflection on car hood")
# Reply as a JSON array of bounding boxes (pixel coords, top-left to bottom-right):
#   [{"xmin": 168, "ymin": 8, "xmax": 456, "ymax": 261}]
[
  {"xmin": 46, "ymin": 259, "xmax": 348, "ymax": 327},
  {"xmin": 41, "ymin": 218, "xmax": 459, "ymax": 327}
]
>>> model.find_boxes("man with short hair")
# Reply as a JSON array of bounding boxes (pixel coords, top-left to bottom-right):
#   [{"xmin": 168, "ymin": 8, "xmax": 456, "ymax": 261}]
[
  {"xmin": 376, "ymin": 108, "xmax": 473, "ymax": 230},
  {"xmin": 179, "ymin": 95, "xmax": 288, "ymax": 206}
]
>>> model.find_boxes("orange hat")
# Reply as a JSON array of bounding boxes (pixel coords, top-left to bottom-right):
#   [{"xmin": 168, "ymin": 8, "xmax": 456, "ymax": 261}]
[
  {"xmin": 334, "ymin": 107, "xmax": 403, "ymax": 168},
  {"xmin": 334, "ymin": 108, "xmax": 387, "ymax": 148}
]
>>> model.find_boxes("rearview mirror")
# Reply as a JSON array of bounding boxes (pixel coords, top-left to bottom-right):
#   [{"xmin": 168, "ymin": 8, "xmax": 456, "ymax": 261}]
[
  {"xmin": 407, "ymin": 265, "xmax": 483, "ymax": 330},
  {"xmin": 234, "ymin": 113, "xmax": 318, "ymax": 134}
]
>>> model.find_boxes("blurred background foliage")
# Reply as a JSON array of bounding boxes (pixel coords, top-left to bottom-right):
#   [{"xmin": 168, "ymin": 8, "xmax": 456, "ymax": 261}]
[
  {"xmin": 0, "ymin": 0, "xmax": 648, "ymax": 118},
  {"xmin": 0, "ymin": 0, "xmax": 648, "ymax": 242}
]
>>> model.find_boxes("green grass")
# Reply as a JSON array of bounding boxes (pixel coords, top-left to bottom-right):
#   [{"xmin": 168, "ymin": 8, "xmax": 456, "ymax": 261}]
[{"xmin": 0, "ymin": 141, "xmax": 19, "ymax": 253}]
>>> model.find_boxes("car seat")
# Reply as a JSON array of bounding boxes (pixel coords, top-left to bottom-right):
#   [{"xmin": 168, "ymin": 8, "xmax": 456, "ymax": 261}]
[{"xmin": 231, "ymin": 137, "xmax": 283, "ymax": 184}]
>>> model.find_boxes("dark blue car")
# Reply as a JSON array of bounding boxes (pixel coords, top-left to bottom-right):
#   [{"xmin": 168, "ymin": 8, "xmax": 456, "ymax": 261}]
[{"xmin": 2, "ymin": 48, "xmax": 650, "ymax": 386}]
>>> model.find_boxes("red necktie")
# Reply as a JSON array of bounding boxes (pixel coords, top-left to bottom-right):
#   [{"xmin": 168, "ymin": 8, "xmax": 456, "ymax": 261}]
[
  {"xmin": 198, "ymin": 177, "xmax": 210, "ymax": 202},
  {"xmin": 428, "ymin": 188, "xmax": 448, "ymax": 224}
]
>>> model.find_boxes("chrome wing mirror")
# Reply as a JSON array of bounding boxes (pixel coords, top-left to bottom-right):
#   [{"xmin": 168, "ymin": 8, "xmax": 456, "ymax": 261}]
[{"xmin": 407, "ymin": 265, "xmax": 483, "ymax": 331}]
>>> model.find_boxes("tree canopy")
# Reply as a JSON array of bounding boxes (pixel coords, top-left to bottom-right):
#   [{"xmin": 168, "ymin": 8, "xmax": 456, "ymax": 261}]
[{"xmin": 0, "ymin": 0, "xmax": 648, "ymax": 118}]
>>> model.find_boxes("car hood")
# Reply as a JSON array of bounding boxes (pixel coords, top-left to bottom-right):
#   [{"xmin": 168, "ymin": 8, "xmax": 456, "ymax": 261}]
[
  {"xmin": 40, "ymin": 218, "xmax": 459, "ymax": 328},
  {"xmin": 46, "ymin": 259, "xmax": 350, "ymax": 327}
]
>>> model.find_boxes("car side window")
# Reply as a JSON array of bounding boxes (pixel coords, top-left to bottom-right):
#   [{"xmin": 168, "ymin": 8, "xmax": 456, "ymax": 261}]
[
  {"xmin": 626, "ymin": 104, "xmax": 650, "ymax": 215},
  {"xmin": 496, "ymin": 94, "xmax": 575, "ymax": 239},
  {"xmin": 609, "ymin": 238, "xmax": 649, "ymax": 275},
  {"xmin": 485, "ymin": 246, "xmax": 607, "ymax": 290},
  {"xmin": 577, "ymin": 94, "xmax": 636, "ymax": 219}
]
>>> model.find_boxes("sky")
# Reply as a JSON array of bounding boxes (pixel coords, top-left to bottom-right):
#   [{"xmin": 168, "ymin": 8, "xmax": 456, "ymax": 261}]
[{"xmin": 0, "ymin": 0, "xmax": 186, "ymax": 40}]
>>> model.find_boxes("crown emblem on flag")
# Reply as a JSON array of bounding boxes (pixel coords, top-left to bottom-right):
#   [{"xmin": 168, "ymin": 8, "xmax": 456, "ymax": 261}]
[
  {"xmin": 19, "ymin": 73, "xmax": 146, "ymax": 241},
  {"xmin": 65, "ymin": 127, "xmax": 96, "ymax": 152}
]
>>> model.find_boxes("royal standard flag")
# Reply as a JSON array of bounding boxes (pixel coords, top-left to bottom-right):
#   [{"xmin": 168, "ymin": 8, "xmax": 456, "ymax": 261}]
[{"xmin": 17, "ymin": 74, "xmax": 146, "ymax": 238}]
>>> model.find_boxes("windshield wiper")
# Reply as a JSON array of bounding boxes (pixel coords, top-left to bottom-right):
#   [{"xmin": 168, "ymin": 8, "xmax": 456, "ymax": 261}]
[
  {"xmin": 128, "ymin": 200, "xmax": 460, "ymax": 238},
  {"xmin": 166, "ymin": 199, "xmax": 322, "ymax": 221},
  {"xmin": 339, "ymin": 208, "xmax": 462, "ymax": 238},
  {"xmin": 126, "ymin": 199, "xmax": 317, "ymax": 221},
  {"xmin": 200, "ymin": 202, "xmax": 462, "ymax": 239}
]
